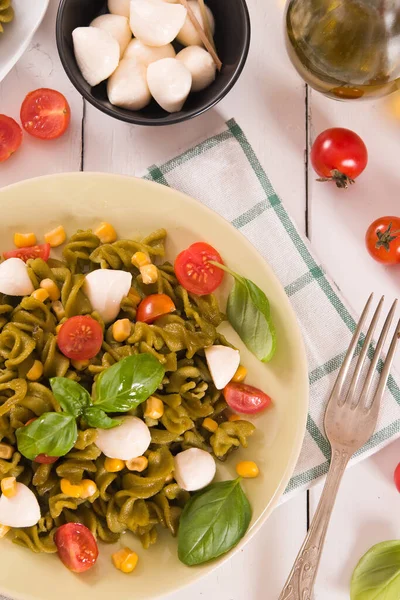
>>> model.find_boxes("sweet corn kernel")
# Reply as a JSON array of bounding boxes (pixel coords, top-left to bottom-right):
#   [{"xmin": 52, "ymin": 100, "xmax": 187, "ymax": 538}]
[
  {"xmin": 144, "ymin": 396, "xmax": 164, "ymax": 420},
  {"xmin": 236, "ymin": 461, "xmax": 260, "ymax": 479},
  {"xmin": 60, "ymin": 479, "xmax": 81, "ymax": 498},
  {"xmin": 232, "ymin": 365, "xmax": 248, "ymax": 383},
  {"xmin": 71, "ymin": 359, "xmax": 89, "ymax": 371},
  {"xmin": 228, "ymin": 414, "xmax": 242, "ymax": 422},
  {"xmin": 80, "ymin": 479, "xmax": 98, "ymax": 499},
  {"xmin": 55, "ymin": 323, "xmax": 63, "ymax": 334},
  {"xmin": 202, "ymin": 417, "xmax": 218, "ymax": 433},
  {"xmin": 44, "ymin": 225, "xmax": 66, "ymax": 247},
  {"xmin": 140, "ymin": 264, "xmax": 158, "ymax": 285},
  {"xmin": 40, "ymin": 278, "xmax": 60, "ymax": 301},
  {"xmin": 112, "ymin": 547, "xmax": 139, "ymax": 574},
  {"xmin": 0, "ymin": 443, "xmax": 13, "ymax": 460},
  {"xmin": 95, "ymin": 222, "xmax": 117, "ymax": 244},
  {"xmin": 104, "ymin": 458, "xmax": 125, "ymax": 473},
  {"xmin": 0, "ymin": 524, "xmax": 10, "ymax": 538},
  {"xmin": 131, "ymin": 251, "xmax": 150, "ymax": 268},
  {"xmin": 125, "ymin": 456, "xmax": 148, "ymax": 472},
  {"xmin": 128, "ymin": 287, "xmax": 141, "ymax": 306},
  {"xmin": 31, "ymin": 289, "xmax": 49, "ymax": 303},
  {"xmin": 26, "ymin": 360, "xmax": 44, "ymax": 381},
  {"xmin": 52, "ymin": 301, "xmax": 65, "ymax": 321},
  {"xmin": 112, "ymin": 319, "xmax": 131, "ymax": 343},
  {"xmin": 1, "ymin": 477, "xmax": 17, "ymax": 498},
  {"xmin": 14, "ymin": 232, "xmax": 36, "ymax": 248}
]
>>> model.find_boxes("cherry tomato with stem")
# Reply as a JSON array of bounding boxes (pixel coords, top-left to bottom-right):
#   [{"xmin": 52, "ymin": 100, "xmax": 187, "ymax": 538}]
[
  {"xmin": 3, "ymin": 243, "xmax": 51, "ymax": 262},
  {"xmin": 0, "ymin": 115, "xmax": 23, "ymax": 163},
  {"xmin": 20, "ymin": 88, "xmax": 71, "ymax": 140},
  {"xmin": 57, "ymin": 315, "xmax": 103, "ymax": 361},
  {"xmin": 311, "ymin": 128, "xmax": 368, "ymax": 188},
  {"xmin": 223, "ymin": 382, "xmax": 272, "ymax": 414},
  {"xmin": 136, "ymin": 293, "xmax": 175, "ymax": 324},
  {"xmin": 174, "ymin": 242, "xmax": 224, "ymax": 296},
  {"xmin": 55, "ymin": 523, "xmax": 98, "ymax": 573},
  {"xmin": 365, "ymin": 217, "xmax": 400, "ymax": 265}
]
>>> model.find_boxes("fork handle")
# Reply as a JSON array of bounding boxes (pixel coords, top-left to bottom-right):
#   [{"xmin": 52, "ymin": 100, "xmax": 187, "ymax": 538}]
[{"xmin": 278, "ymin": 447, "xmax": 350, "ymax": 600}]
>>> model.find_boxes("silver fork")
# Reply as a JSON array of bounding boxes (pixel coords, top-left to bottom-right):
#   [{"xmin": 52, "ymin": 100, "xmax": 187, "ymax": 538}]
[{"xmin": 278, "ymin": 294, "xmax": 400, "ymax": 600}]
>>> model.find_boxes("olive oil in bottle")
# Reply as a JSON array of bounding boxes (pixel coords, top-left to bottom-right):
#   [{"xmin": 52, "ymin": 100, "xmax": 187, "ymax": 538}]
[{"xmin": 285, "ymin": 0, "xmax": 400, "ymax": 100}]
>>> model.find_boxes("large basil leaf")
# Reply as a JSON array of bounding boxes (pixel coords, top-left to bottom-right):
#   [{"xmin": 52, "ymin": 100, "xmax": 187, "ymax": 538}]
[
  {"xmin": 178, "ymin": 479, "xmax": 252, "ymax": 566},
  {"xmin": 94, "ymin": 354, "xmax": 165, "ymax": 413},
  {"xmin": 84, "ymin": 407, "xmax": 121, "ymax": 429},
  {"xmin": 16, "ymin": 413, "xmax": 78, "ymax": 460},
  {"xmin": 50, "ymin": 377, "xmax": 91, "ymax": 418},
  {"xmin": 351, "ymin": 541, "xmax": 400, "ymax": 600}
]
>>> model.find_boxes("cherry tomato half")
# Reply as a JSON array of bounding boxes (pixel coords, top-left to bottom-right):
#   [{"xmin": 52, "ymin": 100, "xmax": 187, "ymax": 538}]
[
  {"xmin": 20, "ymin": 88, "xmax": 71, "ymax": 140},
  {"xmin": 57, "ymin": 315, "xmax": 103, "ymax": 361},
  {"xmin": 136, "ymin": 293, "xmax": 175, "ymax": 324},
  {"xmin": 0, "ymin": 115, "xmax": 23, "ymax": 163},
  {"xmin": 365, "ymin": 216, "xmax": 400, "ymax": 265},
  {"xmin": 25, "ymin": 419, "xmax": 59, "ymax": 463},
  {"xmin": 3, "ymin": 243, "xmax": 51, "ymax": 262},
  {"xmin": 310, "ymin": 127, "xmax": 368, "ymax": 188},
  {"xmin": 174, "ymin": 242, "xmax": 224, "ymax": 296},
  {"xmin": 223, "ymin": 382, "xmax": 272, "ymax": 414},
  {"xmin": 55, "ymin": 523, "xmax": 98, "ymax": 573}
]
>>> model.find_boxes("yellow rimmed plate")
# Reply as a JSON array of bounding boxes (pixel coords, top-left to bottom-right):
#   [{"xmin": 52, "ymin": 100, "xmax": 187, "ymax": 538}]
[{"xmin": 0, "ymin": 173, "xmax": 308, "ymax": 600}]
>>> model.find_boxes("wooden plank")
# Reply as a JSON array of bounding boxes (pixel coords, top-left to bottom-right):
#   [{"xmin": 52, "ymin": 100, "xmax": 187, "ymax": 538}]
[{"xmin": 0, "ymin": 0, "xmax": 83, "ymax": 188}]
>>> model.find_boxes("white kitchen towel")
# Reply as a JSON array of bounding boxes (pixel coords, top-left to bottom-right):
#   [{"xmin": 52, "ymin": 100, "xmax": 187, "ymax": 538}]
[{"xmin": 143, "ymin": 118, "xmax": 400, "ymax": 500}]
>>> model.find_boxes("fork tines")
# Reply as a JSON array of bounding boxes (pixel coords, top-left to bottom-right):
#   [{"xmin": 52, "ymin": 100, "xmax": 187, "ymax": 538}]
[{"xmin": 332, "ymin": 294, "xmax": 400, "ymax": 411}]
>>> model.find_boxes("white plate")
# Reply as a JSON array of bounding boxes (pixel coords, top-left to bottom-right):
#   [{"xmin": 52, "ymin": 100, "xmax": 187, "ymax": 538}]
[{"xmin": 0, "ymin": 0, "xmax": 49, "ymax": 82}]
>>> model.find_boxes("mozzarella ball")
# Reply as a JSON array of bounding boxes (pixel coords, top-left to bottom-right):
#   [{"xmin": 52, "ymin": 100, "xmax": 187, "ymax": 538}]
[
  {"xmin": 84, "ymin": 269, "xmax": 132, "ymax": 323},
  {"xmin": 0, "ymin": 483, "xmax": 41, "ymax": 528},
  {"xmin": 124, "ymin": 38, "xmax": 175, "ymax": 66},
  {"xmin": 0, "ymin": 258, "xmax": 34, "ymax": 296},
  {"xmin": 147, "ymin": 58, "xmax": 192, "ymax": 113},
  {"xmin": 90, "ymin": 14, "xmax": 132, "ymax": 58},
  {"xmin": 130, "ymin": 0, "xmax": 187, "ymax": 47},
  {"xmin": 96, "ymin": 416, "xmax": 151, "ymax": 460},
  {"xmin": 107, "ymin": 58, "xmax": 151, "ymax": 110},
  {"xmin": 176, "ymin": 0, "xmax": 215, "ymax": 47},
  {"xmin": 174, "ymin": 448, "xmax": 216, "ymax": 491},
  {"xmin": 205, "ymin": 345, "xmax": 240, "ymax": 390},
  {"xmin": 72, "ymin": 27, "xmax": 120, "ymax": 87},
  {"xmin": 176, "ymin": 46, "xmax": 216, "ymax": 91},
  {"xmin": 108, "ymin": 0, "xmax": 131, "ymax": 17}
]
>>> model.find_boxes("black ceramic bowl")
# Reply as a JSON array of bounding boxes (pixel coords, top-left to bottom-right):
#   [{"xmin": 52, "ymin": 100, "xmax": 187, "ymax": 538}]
[{"xmin": 56, "ymin": 0, "xmax": 250, "ymax": 126}]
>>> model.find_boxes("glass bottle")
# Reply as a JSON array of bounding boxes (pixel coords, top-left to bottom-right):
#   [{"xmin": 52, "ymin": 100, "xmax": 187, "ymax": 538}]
[{"xmin": 285, "ymin": 0, "xmax": 400, "ymax": 100}]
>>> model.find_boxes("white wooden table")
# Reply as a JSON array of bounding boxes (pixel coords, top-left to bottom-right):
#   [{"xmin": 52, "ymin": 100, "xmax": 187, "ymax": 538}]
[{"xmin": 2, "ymin": 1, "xmax": 400, "ymax": 598}]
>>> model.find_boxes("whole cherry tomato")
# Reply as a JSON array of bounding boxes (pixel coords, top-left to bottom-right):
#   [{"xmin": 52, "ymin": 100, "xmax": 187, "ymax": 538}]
[
  {"xmin": 365, "ymin": 217, "xmax": 400, "ymax": 265},
  {"xmin": 311, "ymin": 128, "xmax": 368, "ymax": 188},
  {"xmin": 223, "ymin": 382, "xmax": 272, "ymax": 414},
  {"xmin": 136, "ymin": 294, "xmax": 175, "ymax": 324}
]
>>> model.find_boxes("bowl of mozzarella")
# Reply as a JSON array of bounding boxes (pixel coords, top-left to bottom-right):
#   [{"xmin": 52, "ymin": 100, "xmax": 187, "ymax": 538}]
[{"xmin": 56, "ymin": 0, "xmax": 250, "ymax": 125}]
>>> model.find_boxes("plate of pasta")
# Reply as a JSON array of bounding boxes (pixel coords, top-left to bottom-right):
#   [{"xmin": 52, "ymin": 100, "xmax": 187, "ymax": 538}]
[{"xmin": 0, "ymin": 172, "xmax": 308, "ymax": 600}]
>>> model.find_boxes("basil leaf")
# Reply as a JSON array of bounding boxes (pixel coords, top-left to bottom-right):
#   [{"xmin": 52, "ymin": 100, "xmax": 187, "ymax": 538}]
[
  {"xmin": 16, "ymin": 413, "xmax": 78, "ymax": 460},
  {"xmin": 211, "ymin": 262, "xmax": 276, "ymax": 362},
  {"xmin": 84, "ymin": 407, "xmax": 121, "ymax": 429},
  {"xmin": 50, "ymin": 377, "xmax": 91, "ymax": 418},
  {"xmin": 351, "ymin": 540, "xmax": 400, "ymax": 600},
  {"xmin": 94, "ymin": 354, "xmax": 165, "ymax": 413},
  {"xmin": 178, "ymin": 479, "xmax": 252, "ymax": 566},
  {"xmin": 227, "ymin": 276, "xmax": 276, "ymax": 362}
]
